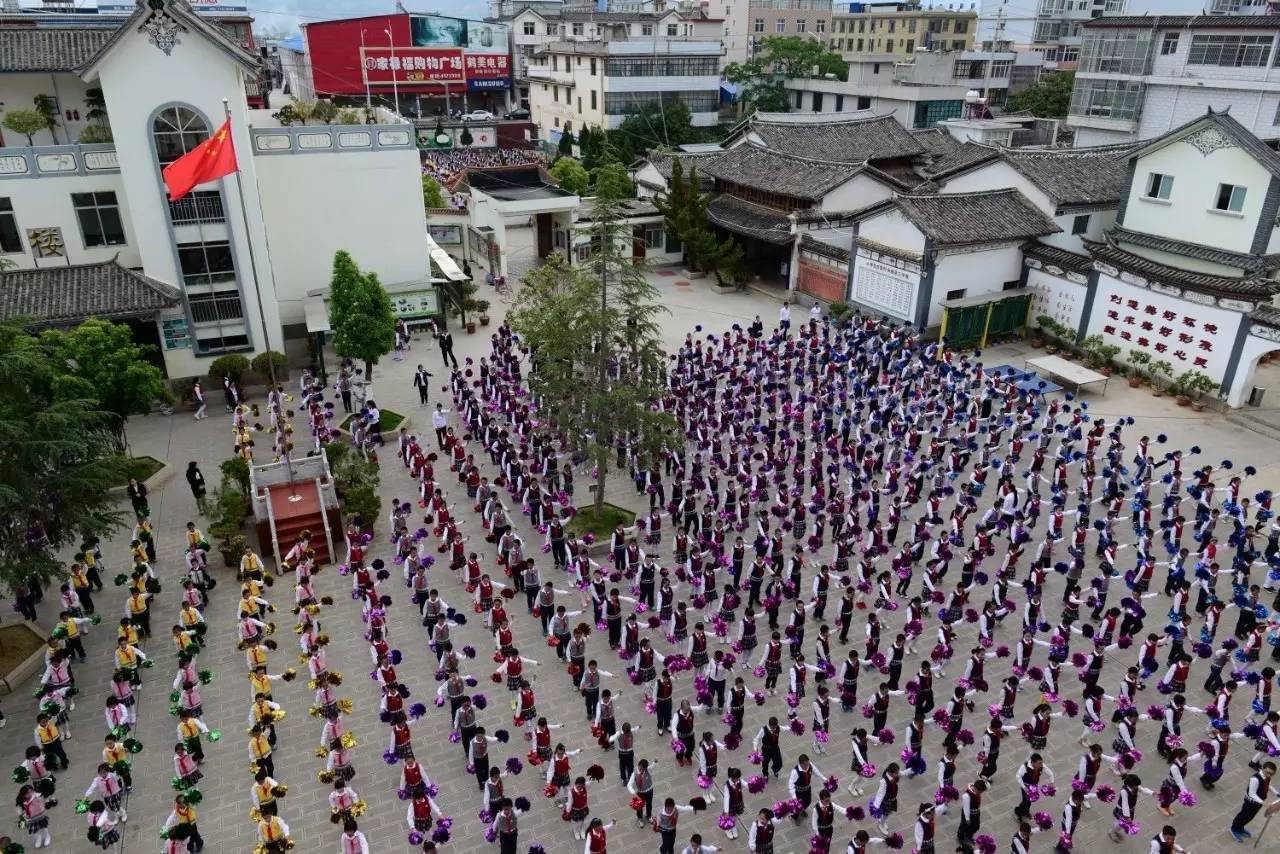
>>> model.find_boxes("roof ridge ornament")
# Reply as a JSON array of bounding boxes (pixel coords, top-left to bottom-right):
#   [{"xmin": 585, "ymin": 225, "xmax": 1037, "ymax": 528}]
[
  {"xmin": 1183, "ymin": 125, "xmax": 1234, "ymax": 157},
  {"xmin": 140, "ymin": 0, "xmax": 186, "ymax": 57}
]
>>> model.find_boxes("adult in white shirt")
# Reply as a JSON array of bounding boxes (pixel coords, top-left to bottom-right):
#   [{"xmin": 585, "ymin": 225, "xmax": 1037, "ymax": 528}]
[{"xmin": 778, "ymin": 302, "xmax": 791, "ymax": 332}]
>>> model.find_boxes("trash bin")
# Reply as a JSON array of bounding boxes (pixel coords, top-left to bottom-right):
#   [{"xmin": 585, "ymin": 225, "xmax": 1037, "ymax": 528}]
[{"xmin": 1249, "ymin": 386, "xmax": 1267, "ymax": 407}]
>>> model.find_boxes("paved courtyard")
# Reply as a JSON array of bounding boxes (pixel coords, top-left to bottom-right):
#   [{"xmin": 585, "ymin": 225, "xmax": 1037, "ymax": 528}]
[{"xmin": 6, "ymin": 266, "xmax": 1280, "ymax": 854}]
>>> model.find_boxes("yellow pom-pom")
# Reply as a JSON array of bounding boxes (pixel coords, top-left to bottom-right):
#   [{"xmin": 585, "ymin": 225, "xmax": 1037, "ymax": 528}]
[
  {"xmin": 350, "ymin": 799, "xmax": 368, "ymax": 818},
  {"xmin": 337, "ymin": 698, "xmax": 354, "ymax": 714},
  {"xmin": 340, "ymin": 731, "xmax": 357, "ymax": 749},
  {"xmin": 314, "ymin": 747, "xmax": 327, "ymax": 759},
  {"xmin": 309, "ymin": 706, "xmax": 322, "ymax": 718},
  {"xmin": 317, "ymin": 770, "xmax": 335, "ymax": 784},
  {"xmin": 249, "ymin": 807, "xmax": 262, "ymax": 823}
]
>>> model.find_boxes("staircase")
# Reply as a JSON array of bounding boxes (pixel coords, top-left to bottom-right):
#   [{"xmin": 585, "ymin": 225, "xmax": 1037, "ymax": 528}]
[{"xmin": 267, "ymin": 480, "xmax": 331, "ymax": 565}]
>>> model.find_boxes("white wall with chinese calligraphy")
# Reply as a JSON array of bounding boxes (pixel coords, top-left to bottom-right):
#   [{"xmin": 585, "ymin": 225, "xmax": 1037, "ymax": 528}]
[
  {"xmin": 1026, "ymin": 268, "xmax": 1085, "ymax": 333},
  {"xmin": 1087, "ymin": 272, "xmax": 1243, "ymax": 382},
  {"xmin": 850, "ymin": 249, "xmax": 920, "ymax": 322}
]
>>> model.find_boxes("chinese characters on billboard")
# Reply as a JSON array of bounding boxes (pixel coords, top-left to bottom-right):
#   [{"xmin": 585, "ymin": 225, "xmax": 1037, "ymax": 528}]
[{"xmin": 362, "ymin": 47, "xmax": 465, "ymax": 85}]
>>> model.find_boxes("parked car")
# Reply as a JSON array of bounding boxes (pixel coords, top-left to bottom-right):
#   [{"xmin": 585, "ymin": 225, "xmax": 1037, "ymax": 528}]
[
  {"xmin": 504, "ymin": 108, "xmax": 531, "ymax": 120},
  {"xmin": 462, "ymin": 110, "xmax": 496, "ymax": 121}
]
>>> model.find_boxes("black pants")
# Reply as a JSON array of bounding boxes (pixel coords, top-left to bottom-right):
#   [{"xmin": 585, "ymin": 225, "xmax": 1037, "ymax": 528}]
[
  {"xmin": 474, "ymin": 755, "xmax": 489, "ymax": 790},
  {"xmin": 709, "ymin": 679, "xmax": 726, "ymax": 710},
  {"xmin": 619, "ymin": 751, "xmax": 633, "ymax": 784},
  {"xmin": 417, "ymin": 385, "xmax": 429, "ymax": 405},
  {"xmin": 340, "ymin": 391, "xmax": 352, "ymax": 413},
  {"xmin": 435, "ymin": 427, "xmax": 447, "ymax": 449},
  {"xmin": 1231, "ymin": 800, "xmax": 1263, "ymax": 833},
  {"xmin": 659, "ymin": 828, "xmax": 676, "ymax": 854},
  {"xmin": 441, "ymin": 345, "xmax": 457, "ymax": 368},
  {"xmin": 499, "ymin": 831, "xmax": 518, "ymax": 854},
  {"xmin": 65, "ymin": 637, "xmax": 86, "ymax": 661},
  {"xmin": 76, "ymin": 588, "xmax": 94, "ymax": 615},
  {"xmin": 257, "ymin": 754, "xmax": 275, "ymax": 778},
  {"xmin": 43, "ymin": 740, "xmax": 68, "ymax": 770},
  {"xmin": 460, "ymin": 726, "xmax": 477, "ymax": 760},
  {"xmin": 656, "ymin": 698, "xmax": 672, "ymax": 732},
  {"xmin": 584, "ymin": 690, "xmax": 599, "ymax": 719},
  {"xmin": 763, "ymin": 744, "xmax": 783, "ymax": 778},
  {"xmin": 634, "ymin": 789, "xmax": 653, "ymax": 820}
]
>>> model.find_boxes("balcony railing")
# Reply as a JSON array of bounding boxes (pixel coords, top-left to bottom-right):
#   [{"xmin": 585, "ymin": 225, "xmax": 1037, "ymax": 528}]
[
  {"xmin": 169, "ymin": 192, "xmax": 225, "ymax": 226},
  {"xmin": 188, "ymin": 291, "xmax": 245, "ymax": 324}
]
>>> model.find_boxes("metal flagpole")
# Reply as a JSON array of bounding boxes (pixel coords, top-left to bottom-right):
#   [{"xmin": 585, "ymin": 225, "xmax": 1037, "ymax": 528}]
[
  {"xmin": 1254, "ymin": 811, "xmax": 1272, "ymax": 849},
  {"xmin": 222, "ymin": 98, "xmax": 299, "ymax": 502}
]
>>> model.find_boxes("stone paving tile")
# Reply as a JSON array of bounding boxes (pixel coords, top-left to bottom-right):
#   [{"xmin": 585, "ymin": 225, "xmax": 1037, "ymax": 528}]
[{"xmin": 3, "ymin": 270, "xmax": 1280, "ymax": 853}]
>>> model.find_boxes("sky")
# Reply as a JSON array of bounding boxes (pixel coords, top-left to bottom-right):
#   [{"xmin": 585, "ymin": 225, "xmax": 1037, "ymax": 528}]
[{"xmin": 245, "ymin": 1, "xmax": 492, "ymax": 36}]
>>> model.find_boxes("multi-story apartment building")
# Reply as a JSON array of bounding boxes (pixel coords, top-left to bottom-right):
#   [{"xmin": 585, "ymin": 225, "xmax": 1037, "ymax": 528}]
[
  {"xmin": 829, "ymin": 2, "xmax": 977, "ymax": 58},
  {"xmin": 1067, "ymin": 15, "xmax": 1280, "ymax": 146},
  {"xmin": 747, "ymin": 0, "xmax": 834, "ymax": 58},
  {"xmin": 511, "ymin": 9, "xmax": 722, "ymax": 110},
  {"xmin": 528, "ymin": 38, "xmax": 725, "ymax": 133}
]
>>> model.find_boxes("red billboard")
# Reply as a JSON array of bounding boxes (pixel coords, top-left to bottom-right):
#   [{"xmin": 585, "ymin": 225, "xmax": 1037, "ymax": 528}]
[{"xmin": 361, "ymin": 47, "xmax": 465, "ymax": 86}]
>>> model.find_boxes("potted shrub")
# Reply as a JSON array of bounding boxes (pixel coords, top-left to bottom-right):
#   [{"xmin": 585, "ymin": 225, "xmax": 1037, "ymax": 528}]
[
  {"xmin": 1149, "ymin": 359, "xmax": 1173, "ymax": 397},
  {"xmin": 208, "ymin": 353, "xmax": 251, "ymax": 387},
  {"xmin": 1126, "ymin": 351, "xmax": 1151, "ymax": 388},
  {"xmin": 251, "ymin": 350, "xmax": 289, "ymax": 382},
  {"xmin": 1031, "ymin": 314, "xmax": 1053, "ymax": 348},
  {"xmin": 1172, "ymin": 372, "xmax": 1193, "ymax": 407},
  {"xmin": 475, "ymin": 299, "xmax": 491, "ymax": 327},
  {"xmin": 1179, "ymin": 370, "xmax": 1216, "ymax": 411},
  {"xmin": 1080, "ymin": 335, "xmax": 1120, "ymax": 377},
  {"xmin": 208, "ymin": 480, "xmax": 248, "ymax": 567}
]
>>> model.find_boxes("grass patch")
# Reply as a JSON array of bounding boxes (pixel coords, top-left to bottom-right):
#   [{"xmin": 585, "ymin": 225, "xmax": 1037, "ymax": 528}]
[
  {"xmin": 339, "ymin": 409, "xmax": 405, "ymax": 434},
  {"xmin": 0, "ymin": 624, "xmax": 45, "ymax": 675},
  {"xmin": 111, "ymin": 456, "xmax": 164, "ymax": 488},
  {"xmin": 566, "ymin": 502, "xmax": 636, "ymax": 540}
]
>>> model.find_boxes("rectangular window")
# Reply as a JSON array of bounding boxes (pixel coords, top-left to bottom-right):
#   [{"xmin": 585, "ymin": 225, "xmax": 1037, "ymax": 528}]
[
  {"xmin": 816, "ymin": 19, "xmax": 825, "ymax": 33},
  {"xmin": 590, "ymin": 58, "xmax": 597, "ymax": 75},
  {"xmin": 187, "ymin": 291, "xmax": 244, "ymax": 325},
  {"xmin": 523, "ymin": 21, "xmax": 535, "ymax": 35},
  {"xmin": 645, "ymin": 225, "xmax": 663, "ymax": 247},
  {"xmin": 1160, "ymin": 32, "xmax": 1178, "ymax": 55},
  {"xmin": 905, "ymin": 39, "xmax": 914, "ymax": 52},
  {"xmin": 572, "ymin": 22, "xmax": 583, "ymax": 35},
  {"xmin": 835, "ymin": 94, "xmax": 844, "ymax": 111},
  {"xmin": 794, "ymin": 89, "xmax": 803, "ymax": 109},
  {"xmin": 1145, "ymin": 172, "xmax": 1173, "ymax": 200},
  {"xmin": 858, "ymin": 20, "xmax": 865, "ymax": 33},
  {"xmin": 872, "ymin": 62, "xmax": 880, "ymax": 73},
  {"xmin": 812, "ymin": 92, "xmax": 824, "ymax": 111},
  {"xmin": 0, "ymin": 198, "xmax": 20, "ymax": 253},
  {"xmin": 856, "ymin": 95, "xmax": 871, "ymax": 109},
  {"xmin": 989, "ymin": 59, "xmax": 1012, "ymax": 77},
  {"xmin": 953, "ymin": 19, "xmax": 968, "ymax": 33},
  {"xmin": 577, "ymin": 97, "xmax": 582, "ymax": 112},
  {"xmin": 667, "ymin": 24, "xmax": 678, "ymax": 36},
  {"xmin": 546, "ymin": 23, "xmax": 555, "ymax": 35},
  {"xmin": 797, "ymin": 18, "xmax": 806, "ymax": 31},
  {"xmin": 908, "ymin": 18, "xmax": 917, "ymax": 32},
  {"xmin": 591, "ymin": 90, "xmax": 597, "ymax": 109},
  {"xmin": 856, "ymin": 38, "xmax": 863, "ymax": 50},
  {"xmin": 1274, "ymin": 100, "xmax": 1280, "ymax": 125},
  {"xmin": 1071, "ymin": 214, "xmax": 1090, "ymax": 235},
  {"xmin": 945, "ymin": 288, "xmax": 966, "ymax": 300},
  {"xmin": 551, "ymin": 55, "xmax": 557, "ymax": 71},
  {"xmin": 1068, "ymin": 78, "xmax": 1144, "ymax": 121},
  {"xmin": 887, "ymin": 19, "xmax": 895, "ymax": 32},
  {"xmin": 642, "ymin": 23, "xmax": 653, "ymax": 35},
  {"xmin": 776, "ymin": 19, "xmax": 785, "ymax": 32},
  {"xmin": 755, "ymin": 18, "xmax": 764, "ymax": 32},
  {"xmin": 177, "ymin": 240, "xmax": 235, "ymax": 288},
  {"xmin": 72, "ymin": 191, "xmax": 126, "ymax": 247},
  {"xmin": 1215, "ymin": 183, "xmax": 1247, "ymax": 212},
  {"xmin": 1188, "ymin": 34, "xmax": 1271, "ymax": 67},
  {"xmin": 553, "ymin": 87, "xmax": 559, "ymax": 102}
]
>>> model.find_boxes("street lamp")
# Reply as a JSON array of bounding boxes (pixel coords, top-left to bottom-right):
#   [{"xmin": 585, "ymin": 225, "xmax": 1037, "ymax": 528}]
[{"xmin": 385, "ymin": 27, "xmax": 401, "ymax": 117}]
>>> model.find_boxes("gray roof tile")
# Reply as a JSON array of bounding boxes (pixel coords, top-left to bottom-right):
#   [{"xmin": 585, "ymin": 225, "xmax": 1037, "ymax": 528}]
[
  {"xmin": 1083, "ymin": 14, "xmax": 1280, "ymax": 28},
  {"xmin": 891, "ymin": 189, "xmax": 1061, "ymax": 247},
  {"xmin": 1084, "ymin": 237, "xmax": 1280, "ymax": 300},
  {"xmin": 1000, "ymin": 144, "xmax": 1137, "ymax": 208},
  {"xmin": 0, "ymin": 259, "xmax": 181, "ymax": 325},
  {"xmin": 925, "ymin": 142, "xmax": 997, "ymax": 178},
  {"xmin": 706, "ymin": 195, "xmax": 793, "ymax": 245},
  {"xmin": 1021, "ymin": 241, "xmax": 1093, "ymax": 275},
  {"xmin": 746, "ymin": 114, "xmax": 925, "ymax": 163},
  {"xmin": 910, "ymin": 127, "xmax": 961, "ymax": 159},
  {"xmin": 1112, "ymin": 226, "xmax": 1280, "ymax": 272},
  {"xmin": 0, "ymin": 28, "xmax": 113, "ymax": 72},
  {"xmin": 703, "ymin": 144, "xmax": 863, "ymax": 201}
]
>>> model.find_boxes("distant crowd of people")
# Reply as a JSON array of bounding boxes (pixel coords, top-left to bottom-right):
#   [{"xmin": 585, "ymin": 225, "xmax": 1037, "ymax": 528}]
[{"xmin": 421, "ymin": 148, "xmax": 548, "ymax": 199}]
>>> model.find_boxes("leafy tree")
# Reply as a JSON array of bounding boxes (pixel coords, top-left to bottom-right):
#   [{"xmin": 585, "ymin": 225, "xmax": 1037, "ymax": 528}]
[
  {"xmin": 311, "ymin": 100, "xmax": 339, "ymax": 124},
  {"xmin": 32, "ymin": 95, "xmax": 59, "ymax": 143},
  {"xmin": 724, "ymin": 36, "xmax": 848, "ymax": 112},
  {"xmin": 0, "ymin": 321, "xmax": 128, "ymax": 591},
  {"xmin": 459, "ymin": 125, "xmax": 474, "ymax": 147},
  {"xmin": 84, "ymin": 87, "xmax": 108, "ymax": 126},
  {"xmin": 1008, "ymin": 71, "xmax": 1075, "ymax": 118},
  {"xmin": 39, "ymin": 319, "xmax": 167, "ymax": 446},
  {"xmin": 2, "ymin": 108, "xmax": 50, "ymax": 146},
  {"xmin": 509, "ymin": 198, "xmax": 679, "ymax": 517},
  {"xmin": 607, "ymin": 99, "xmax": 701, "ymax": 162},
  {"xmin": 653, "ymin": 160, "xmax": 743, "ymax": 284},
  {"xmin": 579, "ymin": 126, "xmax": 606, "ymax": 171},
  {"xmin": 558, "ymin": 128, "xmax": 575, "ymax": 157},
  {"xmin": 272, "ymin": 104, "xmax": 300, "ymax": 126},
  {"xmin": 549, "ymin": 157, "xmax": 589, "ymax": 195},
  {"xmin": 79, "ymin": 125, "xmax": 113, "ymax": 144},
  {"xmin": 423, "ymin": 175, "xmax": 446, "ymax": 209},
  {"xmin": 337, "ymin": 107, "xmax": 362, "ymax": 125},
  {"xmin": 290, "ymin": 100, "xmax": 315, "ymax": 125},
  {"xmin": 592, "ymin": 161, "xmax": 634, "ymax": 201},
  {"xmin": 329, "ymin": 250, "xmax": 396, "ymax": 379}
]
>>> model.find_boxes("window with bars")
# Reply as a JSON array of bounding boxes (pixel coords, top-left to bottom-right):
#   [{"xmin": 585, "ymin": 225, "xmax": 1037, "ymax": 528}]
[
  {"xmin": 604, "ymin": 57, "xmax": 721, "ymax": 76},
  {"xmin": 755, "ymin": 18, "xmax": 765, "ymax": 31},
  {"xmin": 0, "ymin": 198, "xmax": 20, "ymax": 253},
  {"xmin": 1068, "ymin": 78, "xmax": 1144, "ymax": 121},
  {"xmin": 989, "ymin": 59, "xmax": 1012, "ymax": 77},
  {"xmin": 603, "ymin": 90, "xmax": 719, "ymax": 115},
  {"xmin": 1188, "ymin": 34, "xmax": 1272, "ymax": 67},
  {"xmin": 71, "ymin": 191, "xmax": 125, "ymax": 248},
  {"xmin": 177, "ymin": 240, "xmax": 235, "ymax": 289}
]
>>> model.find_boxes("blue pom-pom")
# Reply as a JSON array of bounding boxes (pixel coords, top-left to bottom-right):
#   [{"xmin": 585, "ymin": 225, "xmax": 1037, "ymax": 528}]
[
  {"xmin": 1246, "ymin": 466, "xmax": 1258, "ymax": 476},
  {"xmin": 1157, "ymin": 434, "xmax": 1167, "ymax": 444},
  {"xmin": 1222, "ymin": 460, "xmax": 1234, "ymax": 470},
  {"xmin": 1190, "ymin": 445, "xmax": 1201, "ymax": 454},
  {"xmin": 372, "ymin": 558, "xmax": 385, "ymax": 570},
  {"xmin": 390, "ymin": 649, "xmax": 403, "ymax": 665}
]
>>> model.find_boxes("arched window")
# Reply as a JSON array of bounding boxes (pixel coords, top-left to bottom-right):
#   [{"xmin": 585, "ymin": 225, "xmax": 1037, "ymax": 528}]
[{"xmin": 152, "ymin": 106, "xmax": 208, "ymax": 166}]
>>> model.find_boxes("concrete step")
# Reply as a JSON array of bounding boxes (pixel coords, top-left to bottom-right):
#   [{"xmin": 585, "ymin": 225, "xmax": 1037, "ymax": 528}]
[{"xmin": 1225, "ymin": 409, "xmax": 1280, "ymax": 443}]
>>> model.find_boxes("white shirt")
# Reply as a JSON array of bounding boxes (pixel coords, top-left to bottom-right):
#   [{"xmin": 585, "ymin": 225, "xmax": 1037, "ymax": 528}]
[
  {"xmin": 432, "ymin": 410, "xmax": 449, "ymax": 429},
  {"xmin": 779, "ymin": 305, "xmax": 790, "ymax": 322}
]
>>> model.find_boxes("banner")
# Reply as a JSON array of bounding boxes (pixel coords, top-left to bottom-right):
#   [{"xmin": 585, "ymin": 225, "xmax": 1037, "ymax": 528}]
[
  {"xmin": 361, "ymin": 47, "xmax": 465, "ymax": 86},
  {"xmin": 411, "ymin": 15, "xmax": 468, "ymax": 48},
  {"xmin": 465, "ymin": 53, "xmax": 511, "ymax": 90}
]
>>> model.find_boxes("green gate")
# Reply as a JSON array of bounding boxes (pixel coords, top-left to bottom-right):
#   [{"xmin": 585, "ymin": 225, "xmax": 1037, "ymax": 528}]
[
  {"xmin": 939, "ymin": 291, "xmax": 1033, "ymax": 349},
  {"xmin": 989, "ymin": 294, "xmax": 1032, "ymax": 340},
  {"xmin": 942, "ymin": 304, "xmax": 989, "ymax": 349}
]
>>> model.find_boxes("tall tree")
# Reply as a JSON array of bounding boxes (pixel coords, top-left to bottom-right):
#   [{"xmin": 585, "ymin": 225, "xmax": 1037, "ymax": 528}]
[
  {"xmin": 723, "ymin": 36, "xmax": 848, "ymax": 112},
  {"xmin": 592, "ymin": 161, "xmax": 634, "ymax": 200},
  {"xmin": 0, "ymin": 321, "xmax": 127, "ymax": 591},
  {"xmin": 549, "ymin": 157, "xmax": 590, "ymax": 196},
  {"xmin": 509, "ymin": 197, "xmax": 679, "ymax": 518},
  {"xmin": 329, "ymin": 251, "xmax": 396, "ymax": 379},
  {"xmin": 558, "ymin": 128, "xmax": 575, "ymax": 157},
  {"xmin": 1008, "ymin": 71, "xmax": 1075, "ymax": 118},
  {"xmin": 2, "ymin": 108, "xmax": 49, "ymax": 146},
  {"xmin": 653, "ymin": 160, "xmax": 744, "ymax": 284}
]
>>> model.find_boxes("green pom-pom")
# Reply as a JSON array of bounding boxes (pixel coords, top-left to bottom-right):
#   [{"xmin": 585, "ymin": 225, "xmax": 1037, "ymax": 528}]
[
  {"xmin": 33, "ymin": 777, "xmax": 54, "ymax": 798},
  {"xmin": 74, "ymin": 798, "xmax": 90, "ymax": 814},
  {"xmin": 159, "ymin": 828, "xmax": 169, "ymax": 840},
  {"xmin": 50, "ymin": 626, "xmax": 66, "ymax": 640},
  {"xmin": 111, "ymin": 760, "xmax": 131, "ymax": 775},
  {"xmin": 110, "ymin": 725, "xmax": 128, "ymax": 741},
  {"xmin": 11, "ymin": 766, "xmax": 29, "ymax": 784},
  {"xmin": 142, "ymin": 659, "xmax": 155, "ymax": 669},
  {"xmin": 38, "ymin": 701, "xmax": 58, "ymax": 717},
  {"xmin": 89, "ymin": 614, "xmax": 102, "ymax": 625},
  {"xmin": 4, "ymin": 841, "xmax": 25, "ymax": 854},
  {"xmin": 146, "ymin": 579, "xmax": 161, "ymax": 594},
  {"xmin": 168, "ymin": 690, "xmax": 180, "ymax": 704},
  {"xmin": 113, "ymin": 574, "xmax": 128, "ymax": 587},
  {"xmin": 181, "ymin": 789, "xmax": 203, "ymax": 805},
  {"xmin": 206, "ymin": 730, "xmax": 220, "ymax": 742},
  {"xmin": 198, "ymin": 669, "xmax": 213, "ymax": 685},
  {"xmin": 123, "ymin": 738, "xmax": 144, "ymax": 754},
  {"xmin": 168, "ymin": 704, "xmax": 181, "ymax": 717},
  {"xmin": 171, "ymin": 776, "xmax": 187, "ymax": 791}
]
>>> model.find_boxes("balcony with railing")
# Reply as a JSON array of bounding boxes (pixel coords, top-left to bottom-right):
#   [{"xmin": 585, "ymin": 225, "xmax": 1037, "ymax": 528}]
[
  {"xmin": 0, "ymin": 143, "xmax": 120, "ymax": 180},
  {"xmin": 168, "ymin": 191, "xmax": 225, "ymax": 226},
  {"xmin": 187, "ymin": 290, "xmax": 246, "ymax": 324}
]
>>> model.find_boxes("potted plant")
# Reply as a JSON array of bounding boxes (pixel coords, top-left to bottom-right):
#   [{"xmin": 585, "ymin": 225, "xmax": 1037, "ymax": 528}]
[
  {"xmin": 1172, "ymin": 372, "xmax": 1193, "ymax": 407},
  {"xmin": 1149, "ymin": 359, "xmax": 1173, "ymax": 397},
  {"xmin": 1080, "ymin": 335, "xmax": 1120, "ymax": 376},
  {"xmin": 475, "ymin": 299, "xmax": 491, "ymax": 327},
  {"xmin": 1178, "ymin": 369, "xmax": 1216, "ymax": 411},
  {"xmin": 208, "ymin": 480, "xmax": 248, "ymax": 567},
  {"xmin": 1126, "ymin": 351, "xmax": 1151, "ymax": 388},
  {"xmin": 1032, "ymin": 315, "xmax": 1054, "ymax": 348}
]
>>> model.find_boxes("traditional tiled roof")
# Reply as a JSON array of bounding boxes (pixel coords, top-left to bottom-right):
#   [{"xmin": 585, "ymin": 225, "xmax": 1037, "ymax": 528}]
[
  {"xmin": 1084, "ymin": 236, "xmax": 1280, "ymax": 300},
  {"xmin": 1129, "ymin": 109, "xmax": 1280, "ymax": 180},
  {"xmin": 0, "ymin": 258, "xmax": 181, "ymax": 325},
  {"xmin": 706, "ymin": 195, "xmax": 793, "ymax": 245},
  {"xmin": 1251, "ymin": 303, "xmax": 1280, "ymax": 329},
  {"xmin": 925, "ymin": 142, "xmax": 998, "ymax": 179},
  {"xmin": 872, "ymin": 189, "xmax": 1061, "ymax": 248},
  {"xmin": 702, "ymin": 144, "xmax": 863, "ymax": 202},
  {"xmin": 0, "ymin": 29, "xmax": 114, "ymax": 72},
  {"xmin": 1112, "ymin": 226, "xmax": 1280, "ymax": 272},
  {"xmin": 745, "ymin": 114, "xmax": 926, "ymax": 163},
  {"xmin": 1000, "ymin": 145, "xmax": 1136, "ymax": 209},
  {"xmin": 639, "ymin": 152, "xmax": 722, "ymax": 189},
  {"xmin": 910, "ymin": 127, "xmax": 961, "ymax": 159},
  {"xmin": 1021, "ymin": 241, "xmax": 1093, "ymax": 275},
  {"xmin": 1083, "ymin": 14, "xmax": 1280, "ymax": 28},
  {"xmin": 799, "ymin": 233, "xmax": 850, "ymax": 262}
]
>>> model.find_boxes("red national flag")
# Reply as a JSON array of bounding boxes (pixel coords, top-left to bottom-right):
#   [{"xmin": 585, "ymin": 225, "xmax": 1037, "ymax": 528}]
[{"xmin": 162, "ymin": 119, "xmax": 238, "ymax": 202}]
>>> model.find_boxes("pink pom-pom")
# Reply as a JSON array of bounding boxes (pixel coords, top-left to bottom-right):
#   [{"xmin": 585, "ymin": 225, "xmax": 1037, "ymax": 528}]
[
  {"xmin": 860, "ymin": 763, "xmax": 876, "ymax": 778},
  {"xmin": 1095, "ymin": 784, "xmax": 1116, "ymax": 803},
  {"xmin": 718, "ymin": 813, "xmax": 736, "ymax": 830},
  {"xmin": 697, "ymin": 774, "xmax": 714, "ymax": 789},
  {"xmin": 1177, "ymin": 790, "xmax": 1197, "ymax": 806},
  {"xmin": 790, "ymin": 719, "xmax": 806, "ymax": 735}
]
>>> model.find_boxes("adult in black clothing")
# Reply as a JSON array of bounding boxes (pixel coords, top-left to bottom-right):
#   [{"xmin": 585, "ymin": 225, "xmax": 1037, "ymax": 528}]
[
  {"xmin": 186, "ymin": 462, "xmax": 207, "ymax": 514},
  {"xmin": 126, "ymin": 478, "xmax": 148, "ymax": 518},
  {"xmin": 413, "ymin": 365, "xmax": 433, "ymax": 405},
  {"xmin": 438, "ymin": 329, "xmax": 459, "ymax": 369}
]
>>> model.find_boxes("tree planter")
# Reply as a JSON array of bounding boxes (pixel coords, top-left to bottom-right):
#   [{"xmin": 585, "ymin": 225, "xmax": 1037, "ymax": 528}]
[
  {"xmin": 1046, "ymin": 346, "xmax": 1059, "ymax": 355},
  {"xmin": 1128, "ymin": 376, "xmax": 1142, "ymax": 388},
  {"xmin": 1030, "ymin": 337, "xmax": 1045, "ymax": 349},
  {"xmin": 466, "ymin": 321, "xmax": 477, "ymax": 334},
  {"xmin": 1100, "ymin": 367, "xmax": 1113, "ymax": 377},
  {"xmin": 479, "ymin": 315, "xmax": 491, "ymax": 327},
  {"xmin": 1175, "ymin": 394, "xmax": 1192, "ymax": 407},
  {"xmin": 1191, "ymin": 400, "xmax": 1207, "ymax": 412},
  {"xmin": 1151, "ymin": 387, "xmax": 1163, "ymax": 398}
]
